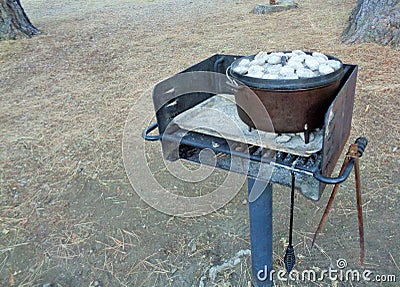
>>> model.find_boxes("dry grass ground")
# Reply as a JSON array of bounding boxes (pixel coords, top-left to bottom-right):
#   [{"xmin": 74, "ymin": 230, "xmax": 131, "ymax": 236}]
[{"xmin": 0, "ymin": 0, "xmax": 399, "ymax": 286}]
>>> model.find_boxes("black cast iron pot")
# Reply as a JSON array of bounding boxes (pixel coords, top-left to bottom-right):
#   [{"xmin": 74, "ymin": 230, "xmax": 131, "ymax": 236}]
[{"xmin": 228, "ymin": 52, "xmax": 344, "ymax": 134}]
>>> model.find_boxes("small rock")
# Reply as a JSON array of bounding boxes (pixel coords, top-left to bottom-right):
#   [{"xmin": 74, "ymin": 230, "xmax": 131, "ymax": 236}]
[
  {"xmin": 190, "ymin": 242, "xmax": 197, "ymax": 252},
  {"xmin": 252, "ymin": 1, "xmax": 298, "ymax": 14},
  {"xmin": 43, "ymin": 284, "xmax": 52, "ymax": 287},
  {"xmin": 212, "ymin": 141, "xmax": 220, "ymax": 148},
  {"xmin": 393, "ymin": 146, "xmax": 398, "ymax": 152},
  {"xmin": 93, "ymin": 280, "xmax": 100, "ymax": 287},
  {"xmin": 275, "ymin": 135, "xmax": 292, "ymax": 143},
  {"xmin": 233, "ymin": 258, "xmax": 241, "ymax": 265}
]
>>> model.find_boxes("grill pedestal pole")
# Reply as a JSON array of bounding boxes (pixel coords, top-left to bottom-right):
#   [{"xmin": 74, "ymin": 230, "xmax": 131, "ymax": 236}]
[{"xmin": 248, "ymin": 178, "xmax": 273, "ymax": 287}]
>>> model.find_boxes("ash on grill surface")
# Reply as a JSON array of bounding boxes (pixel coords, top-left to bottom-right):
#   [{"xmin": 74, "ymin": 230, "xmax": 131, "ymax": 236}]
[{"xmin": 170, "ymin": 94, "xmax": 323, "ymax": 157}]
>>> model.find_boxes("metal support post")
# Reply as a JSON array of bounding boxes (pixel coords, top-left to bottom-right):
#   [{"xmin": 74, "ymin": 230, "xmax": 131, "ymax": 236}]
[{"xmin": 248, "ymin": 178, "xmax": 273, "ymax": 287}]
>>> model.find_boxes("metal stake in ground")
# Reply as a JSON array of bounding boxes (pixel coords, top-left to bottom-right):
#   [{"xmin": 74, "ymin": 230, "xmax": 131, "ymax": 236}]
[
  {"xmin": 284, "ymin": 171, "xmax": 296, "ymax": 273},
  {"xmin": 312, "ymin": 138, "xmax": 368, "ymax": 265}
]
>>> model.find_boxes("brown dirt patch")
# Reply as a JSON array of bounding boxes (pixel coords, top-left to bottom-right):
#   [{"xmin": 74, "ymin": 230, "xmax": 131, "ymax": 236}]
[{"xmin": 1, "ymin": 0, "xmax": 399, "ymax": 286}]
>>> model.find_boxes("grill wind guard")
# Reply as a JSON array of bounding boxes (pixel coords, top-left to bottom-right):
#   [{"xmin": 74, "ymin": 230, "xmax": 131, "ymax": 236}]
[{"xmin": 147, "ymin": 54, "xmax": 358, "ymax": 201}]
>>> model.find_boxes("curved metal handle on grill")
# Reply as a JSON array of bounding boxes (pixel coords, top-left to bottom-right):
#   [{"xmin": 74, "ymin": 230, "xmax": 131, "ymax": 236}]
[
  {"xmin": 214, "ymin": 56, "xmax": 225, "ymax": 73},
  {"xmin": 142, "ymin": 122, "xmax": 162, "ymax": 141},
  {"xmin": 225, "ymin": 66, "xmax": 239, "ymax": 87},
  {"xmin": 313, "ymin": 137, "xmax": 368, "ymax": 184}
]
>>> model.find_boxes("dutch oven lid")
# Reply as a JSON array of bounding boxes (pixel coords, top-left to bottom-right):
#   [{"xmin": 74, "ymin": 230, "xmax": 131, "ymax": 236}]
[{"xmin": 228, "ymin": 52, "xmax": 344, "ymax": 91}]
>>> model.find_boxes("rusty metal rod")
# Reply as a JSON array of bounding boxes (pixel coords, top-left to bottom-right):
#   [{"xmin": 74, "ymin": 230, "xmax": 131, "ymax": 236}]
[
  {"xmin": 354, "ymin": 157, "xmax": 365, "ymax": 265},
  {"xmin": 312, "ymin": 141, "xmax": 366, "ymax": 266},
  {"xmin": 311, "ymin": 156, "xmax": 350, "ymax": 247}
]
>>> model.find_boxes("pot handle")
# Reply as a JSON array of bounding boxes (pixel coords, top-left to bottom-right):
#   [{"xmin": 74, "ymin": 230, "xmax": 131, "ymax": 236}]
[
  {"xmin": 142, "ymin": 122, "xmax": 162, "ymax": 141},
  {"xmin": 226, "ymin": 66, "xmax": 242, "ymax": 90}
]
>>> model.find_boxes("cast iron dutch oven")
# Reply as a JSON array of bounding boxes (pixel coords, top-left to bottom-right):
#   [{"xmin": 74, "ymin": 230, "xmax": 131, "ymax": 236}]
[{"xmin": 227, "ymin": 52, "xmax": 344, "ymax": 133}]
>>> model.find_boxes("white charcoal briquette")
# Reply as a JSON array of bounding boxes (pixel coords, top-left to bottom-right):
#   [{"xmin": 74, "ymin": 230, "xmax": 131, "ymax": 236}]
[
  {"xmin": 254, "ymin": 51, "xmax": 269, "ymax": 61},
  {"xmin": 312, "ymin": 52, "xmax": 328, "ymax": 61},
  {"xmin": 313, "ymin": 56, "xmax": 328, "ymax": 64},
  {"xmin": 287, "ymin": 60, "xmax": 304, "ymax": 70},
  {"xmin": 305, "ymin": 57, "xmax": 320, "ymax": 71},
  {"xmin": 233, "ymin": 66, "xmax": 248, "ymax": 75},
  {"xmin": 282, "ymin": 73, "xmax": 299, "ymax": 80},
  {"xmin": 247, "ymin": 71, "xmax": 264, "ymax": 78},
  {"xmin": 262, "ymin": 74, "xmax": 279, "ymax": 79},
  {"xmin": 318, "ymin": 63, "xmax": 334, "ymax": 75},
  {"xmin": 296, "ymin": 68, "xmax": 315, "ymax": 78},
  {"xmin": 326, "ymin": 60, "xmax": 342, "ymax": 71},
  {"xmin": 248, "ymin": 65, "xmax": 264, "ymax": 74},
  {"xmin": 250, "ymin": 58, "xmax": 266, "ymax": 66},
  {"xmin": 285, "ymin": 52, "xmax": 295, "ymax": 58},
  {"xmin": 266, "ymin": 64, "xmax": 281, "ymax": 75},
  {"xmin": 288, "ymin": 55, "xmax": 305, "ymax": 63},
  {"xmin": 239, "ymin": 58, "xmax": 251, "ymax": 68},
  {"xmin": 267, "ymin": 54, "xmax": 282, "ymax": 65},
  {"xmin": 236, "ymin": 50, "xmax": 342, "ymax": 80},
  {"xmin": 293, "ymin": 50, "xmax": 306, "ymax": 56},
  {"xmin": 279, "ymin": 65, "xmax": 295, "ymax": 76}
]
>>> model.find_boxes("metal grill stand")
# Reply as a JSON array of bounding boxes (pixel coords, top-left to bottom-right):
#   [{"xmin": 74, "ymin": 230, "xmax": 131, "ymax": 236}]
[{"xmin": 142, "ymin": 54, "xmax": 366, "ymax": 287}]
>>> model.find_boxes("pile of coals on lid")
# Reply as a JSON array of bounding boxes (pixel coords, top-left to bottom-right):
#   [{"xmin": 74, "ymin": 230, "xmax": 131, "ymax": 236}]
[{"xmin": 233, "ymin": 50, "xmax": 342, "ymax": 80}]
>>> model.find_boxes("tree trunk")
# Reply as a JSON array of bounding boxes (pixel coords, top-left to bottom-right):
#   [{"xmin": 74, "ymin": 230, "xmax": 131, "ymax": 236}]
[
  {"xmin": 0, "ymin": 0, "xmax": 40, "ymax": 40},
  {"xmin": 342, "ymin": 0, "xmax": 400, "ymax": 48}
]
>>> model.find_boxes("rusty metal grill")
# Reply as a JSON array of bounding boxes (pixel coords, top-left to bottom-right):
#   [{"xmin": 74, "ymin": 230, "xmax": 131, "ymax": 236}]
[
  {"xmin": 144, "ymin": 54, "xmax": 358, "ymax": 200},
  {"xmin": 142, "ymin": 53, "xmax": 367, "ymax": 286}
]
